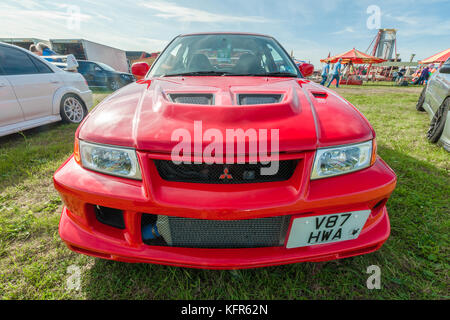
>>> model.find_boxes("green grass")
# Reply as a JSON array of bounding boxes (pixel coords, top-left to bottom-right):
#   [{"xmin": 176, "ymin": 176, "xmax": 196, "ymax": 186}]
[{"xmin": 0, "ymin": 85, "xmax": 448, "ymax": 300}]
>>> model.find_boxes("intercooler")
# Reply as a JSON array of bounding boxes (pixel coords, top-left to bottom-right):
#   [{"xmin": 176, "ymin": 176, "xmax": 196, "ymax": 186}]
[{"xmin": 141, "ymin": 214, "xmax": 291, "ymax": 248}]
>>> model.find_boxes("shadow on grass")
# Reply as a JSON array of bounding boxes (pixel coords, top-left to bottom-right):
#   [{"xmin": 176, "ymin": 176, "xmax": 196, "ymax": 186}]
[
  {"xmin": 0, "ymin": 122, "xmax": 77, "ymax": 193},
  {"xmin": 80, "ymin": 145, "xmax": 449, "ymax": 300}
]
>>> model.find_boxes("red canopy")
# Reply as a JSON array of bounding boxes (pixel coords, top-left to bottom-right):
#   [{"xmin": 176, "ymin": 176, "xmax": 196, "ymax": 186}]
[
  {"xmin": 320, "ymin": 48, "xmax": 386, "ymax": 64},
  {"xmin": 419, "ymin": 48, "xmax": 450, "ymax": 64}
]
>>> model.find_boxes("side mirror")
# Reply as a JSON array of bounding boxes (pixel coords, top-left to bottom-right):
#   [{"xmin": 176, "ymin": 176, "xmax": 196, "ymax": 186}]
[
  {"xmin": 298, "ymin": 63, "xmax": 314, "ymax": 77},
  {"xmin": 439, "ymin": 66, "xmax": 450, "ymax": 74},
  {"xmin": 132, "ymin": 62, "xmax": 150, "ymax": 80}
]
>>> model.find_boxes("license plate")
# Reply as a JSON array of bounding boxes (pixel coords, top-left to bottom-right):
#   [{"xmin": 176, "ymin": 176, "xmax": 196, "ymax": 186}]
[{"xmin": 286, "ymin": 210, "xmax": 370, "ymax": 249}]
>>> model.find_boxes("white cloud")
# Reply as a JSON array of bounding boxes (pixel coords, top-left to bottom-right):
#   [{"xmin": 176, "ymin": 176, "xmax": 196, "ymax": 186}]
[
  {"xmin": 331, "ymin": 27, "xmax": 356, "ymax": 35},
  {"xmin": 140, "ymin": 1, "xmax": 272, "ymax": 23},
  {"xmin": 384, "ymin": 12, "xmax": 450, "ymax": 37},
  {"xmin": 0, "ymin": 7, "xmax": 92, "ymax": 22},
  {"xmin": 14, "ymin": 0, "xmax": 44, "ymax": 9}
]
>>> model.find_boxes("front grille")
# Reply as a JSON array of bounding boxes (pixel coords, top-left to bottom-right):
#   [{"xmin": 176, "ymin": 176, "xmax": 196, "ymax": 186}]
[
  {"xmin": 141, "ymin": 214, "xmax": 291, "ymax": 248},
  {"xmin": 154, "ymin": 160, "xmax": 298, "ymax": 184}
]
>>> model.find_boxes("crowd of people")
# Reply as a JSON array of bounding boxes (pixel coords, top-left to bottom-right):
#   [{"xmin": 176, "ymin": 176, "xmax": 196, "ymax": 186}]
[{"xmin": 319, "ymin": 60, "xmax": 441, "ymax": 87}]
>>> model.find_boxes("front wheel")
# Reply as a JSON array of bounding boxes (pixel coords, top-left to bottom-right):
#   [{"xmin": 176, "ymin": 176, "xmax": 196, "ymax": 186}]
[
  {"xmin": 60, "ymin": 94, "xmax": 86, "ymax": 124},
  {"xmin": 427, "ymin": 99, "xmax": 448, "ymax": 143},
  {"xmin": 416, "ymin": 87, "xmax": 426, "ymax": 111},
  {"xmin": 108, "ymin": 79, "xmax": 120, "ymax": 91}
]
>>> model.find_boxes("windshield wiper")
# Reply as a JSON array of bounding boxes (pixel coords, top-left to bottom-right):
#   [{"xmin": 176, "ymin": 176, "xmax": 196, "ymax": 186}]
[
  {"xmin": 162, "ymin": 71, "xmax": 298, "ymax": 77},
  {"xmin": 162, "ymin": 71, "xmax": 232, "ymax": 77},
  {"xmin": 262, "ymin": 72, "xmax": 298, "ymax": 77}
]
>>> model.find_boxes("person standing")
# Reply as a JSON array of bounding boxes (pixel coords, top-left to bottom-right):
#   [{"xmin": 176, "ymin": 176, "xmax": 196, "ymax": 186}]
[
  {"xmin": 418, "ymin": 65, "xmax": 430, "ymax": 85},
  {"xmin": 36, "ymin": 42, "xmax": 58, "ymax": 61},
  {"xmin": 327, "ymin": 58, "xmax": 342, "ymax": 88},
  {"xmin": 29, "ymin": 44, "xmax": 41, "ymax": 56},
  {"xmin": 396, "ymin": 67, "xmax": 406, "ymax": 84},
  {"xmin": 320, "ymin": 62, "xmax": 330, "ymax": 85}
]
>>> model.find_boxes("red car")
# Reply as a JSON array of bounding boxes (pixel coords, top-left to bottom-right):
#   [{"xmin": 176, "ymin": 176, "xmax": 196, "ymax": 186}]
[{"xmin": 54, "ymin": 33, "xmax": 396, "ymax": 269}]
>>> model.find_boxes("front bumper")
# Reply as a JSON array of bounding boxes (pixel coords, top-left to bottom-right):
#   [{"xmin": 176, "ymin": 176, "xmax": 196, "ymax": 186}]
[{"xmin": 54, "ymin": 152, "xmax": 396, "ymax": 269}]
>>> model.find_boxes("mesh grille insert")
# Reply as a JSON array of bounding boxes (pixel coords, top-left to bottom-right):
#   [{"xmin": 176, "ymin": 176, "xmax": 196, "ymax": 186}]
[
  {"xmin": 238, "ymin": 94, "xmax": 282, "ymax": 105},
  {"xmin": 142, "ymin": 214, "xmax": 291, "ymax": 248},
  {"xmin": 169, "ymin": 93, "xmax": 213, "ymax": 105},
  {"xmin": 154, "ymin": 160, "xmax": 298, "ymax": 184}
]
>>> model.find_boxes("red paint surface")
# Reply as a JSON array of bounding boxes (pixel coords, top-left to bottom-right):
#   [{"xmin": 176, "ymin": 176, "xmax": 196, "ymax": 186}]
[{"xmin": 54, "ymin": 72, "xmax": 397, "ymax": 268}]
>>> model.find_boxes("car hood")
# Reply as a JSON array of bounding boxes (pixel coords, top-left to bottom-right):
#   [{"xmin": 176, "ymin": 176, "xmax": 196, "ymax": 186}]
[{"xmin": 78, "ymin": 77, "xmax": 373, "ymax": 153}]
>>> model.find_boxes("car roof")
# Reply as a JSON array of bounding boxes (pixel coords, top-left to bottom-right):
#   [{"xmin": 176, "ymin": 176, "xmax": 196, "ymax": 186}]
[
  {"xmin": 178, "ymin": 32, "xmax": 273, "ymax": 38},
  {"xmin": 0, "ymin": 41, "xmax": 61, "ymax": 73}
]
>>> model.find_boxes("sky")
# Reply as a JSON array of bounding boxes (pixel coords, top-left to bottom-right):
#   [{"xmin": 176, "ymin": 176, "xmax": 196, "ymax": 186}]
[{"xmin": 1, "ymin": 0, "xmax": 449, "ymax": 67}]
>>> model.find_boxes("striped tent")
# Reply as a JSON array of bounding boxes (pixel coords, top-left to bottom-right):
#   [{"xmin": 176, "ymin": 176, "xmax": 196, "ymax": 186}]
[
  {"xmin": 320, "ymin": 48, "xmax": 386, "ymax": 64},
  {"xmin": 419, "ymin": 48, "xmax": 450, "ymax": 64}
]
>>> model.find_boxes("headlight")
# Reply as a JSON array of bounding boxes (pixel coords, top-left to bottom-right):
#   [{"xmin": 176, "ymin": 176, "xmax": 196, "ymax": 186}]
[
  {"xmin": 311, "ymin": 140, "xmax": 373, "ymax": 180},
  {"xmin": 79, "ymin": 140, "xmax": 142, "ymax": 179}
]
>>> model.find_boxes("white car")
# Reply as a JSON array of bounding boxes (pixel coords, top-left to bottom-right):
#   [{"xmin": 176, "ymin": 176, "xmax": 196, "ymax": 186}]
[{"xmin": 0, "ymin": 42, "xmax": 93, "ymax": 137}]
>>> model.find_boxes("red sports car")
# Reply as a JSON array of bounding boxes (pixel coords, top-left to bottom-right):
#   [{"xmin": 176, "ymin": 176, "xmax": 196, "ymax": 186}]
[{"xmin": 54, "ymin": 33, "xmax": 397, "ymax": 269}]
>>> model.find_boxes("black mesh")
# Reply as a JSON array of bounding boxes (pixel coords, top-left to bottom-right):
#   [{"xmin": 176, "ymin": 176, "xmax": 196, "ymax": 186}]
[
  {"xmin": 238, "ymin": 94, "xmax": 282, "ymax": 105},
  {"xmin": 154, "ymin": 160, "xmax": 298, "ymax": 184},
  {"xmin": 142, "ymin": 214, "xmax": 291, "ymax": 248},
  {"xmin": 169, "ymin": 93, "xmax": 213, "ymax": 105}
]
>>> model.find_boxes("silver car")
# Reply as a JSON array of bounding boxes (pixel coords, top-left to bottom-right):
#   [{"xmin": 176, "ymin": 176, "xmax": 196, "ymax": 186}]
[
  {"xmin": 0, "ymin": 42, "xmax": 93, "ymax": 137},
  {"xmin": 416, "ymin": 58, "xmax": 450, "ymax": 151}
]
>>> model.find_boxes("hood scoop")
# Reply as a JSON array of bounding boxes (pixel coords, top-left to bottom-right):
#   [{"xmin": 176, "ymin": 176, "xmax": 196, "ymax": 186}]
[
  {"xmin": 238, "ymin": 94, "xmax": 282, "ymax": 105},
  {"xmin": 169, "ymin": 93, "xmax": 213, "ymax": 105},
  {"xmin": 311, "ymin": 91, "xmax": 328, "ymax": 99}
]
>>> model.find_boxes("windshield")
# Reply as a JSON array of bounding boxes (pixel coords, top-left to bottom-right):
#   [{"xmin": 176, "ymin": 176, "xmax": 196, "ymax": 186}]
[
  {"xmin": 149, "ymin": 34, "xmax": 300, "ymax": 77},
  {"xmin": 96, "ymin": 62, "xmax": 116, "ymax": 72}
]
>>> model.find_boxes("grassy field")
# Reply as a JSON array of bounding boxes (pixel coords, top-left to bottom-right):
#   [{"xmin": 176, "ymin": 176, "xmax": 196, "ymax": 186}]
[{"xmin": 0, "ymin": 84, "xmax": 448, "ymax": 299}]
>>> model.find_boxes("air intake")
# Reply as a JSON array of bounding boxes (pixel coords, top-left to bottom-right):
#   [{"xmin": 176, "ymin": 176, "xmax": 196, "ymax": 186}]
[
  {"xmin": 141, "ymin": 214, "xmax": 291, "ymax": 248},
  {"xmin": 169, "ymin": 93, "xmax": 213, "ymax": 105},
  {"xmin": 311, "ymin": 91, "xmax": 328, "ymax": 99},
  {"xmin": 238, "ymin": 94, "xmax": 282, "ymax": 105},
  {"xmin": 94, "ymin": 205, "xmax": 125, "ymax": 229}
]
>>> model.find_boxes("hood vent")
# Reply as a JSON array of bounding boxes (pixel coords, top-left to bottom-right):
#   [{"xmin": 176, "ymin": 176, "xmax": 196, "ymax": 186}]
[
  {"xmin": 169, "ymin": 93, "xmax": 213, "ymax": 105},
  {"xmin": 238, "ymin": 94, "xmax": 282, "ymax": 105},
  {"xmin": 311, "ymin": 91, "xmax": 328, "ymax": 99}
]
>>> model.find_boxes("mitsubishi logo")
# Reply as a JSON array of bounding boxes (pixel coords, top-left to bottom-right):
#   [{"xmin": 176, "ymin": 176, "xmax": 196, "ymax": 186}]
[{"xmin": 219, "ymin": 167, "xmax": 233, "ymax": 180}]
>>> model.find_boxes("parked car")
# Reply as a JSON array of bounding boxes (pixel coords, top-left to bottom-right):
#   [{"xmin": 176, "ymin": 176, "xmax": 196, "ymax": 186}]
[
  {"xmin": 54, "ymin": 33, "xmax": 396, "ymax": 269},
  {"xmin": 416, "ymin": 58, "xmax": 450, "ymax": 151},
  {"xmin": 76, "ymin": 60, "xmax": 135, "ymax": 91},
  {"xmin": 0, "ymin": 42, "xmax": 93, "ymax": 137},
  {"xmin": 50, "ymin": 39, "xmax": 129, "ymax": 73}
]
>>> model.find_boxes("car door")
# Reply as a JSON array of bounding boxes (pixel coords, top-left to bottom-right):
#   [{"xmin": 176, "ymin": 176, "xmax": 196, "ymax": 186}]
[
  {"xmin": 0, "ymin": 74, "xmax": 25, "ymax": 127},
  {"xmin": 0, "ymin": 45, "xmax": 61, "ymax": 121},
  {"xmin": 78, "ymin": 61, "xmax": 96, "ymax": 87},
  {"xmin": 92, "ymin": 63, "xmax": 108, "ymax": 87}
]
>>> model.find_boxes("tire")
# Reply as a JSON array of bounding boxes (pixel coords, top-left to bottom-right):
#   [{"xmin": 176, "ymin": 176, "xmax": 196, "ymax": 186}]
[
  {"xmin": 108, "ymin": 79, "xmax": 120, "ymax": 91},
  {"xmin": 427, "ymin": 98, "xmax": 449, "ymax": 143},
  {"xmin": 416, "ymin": 86, "xmax": 426, "ymax": 111},
  {"xmin": 60, "ymin": 94, "xmax": 87, "ymax": 124}
]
